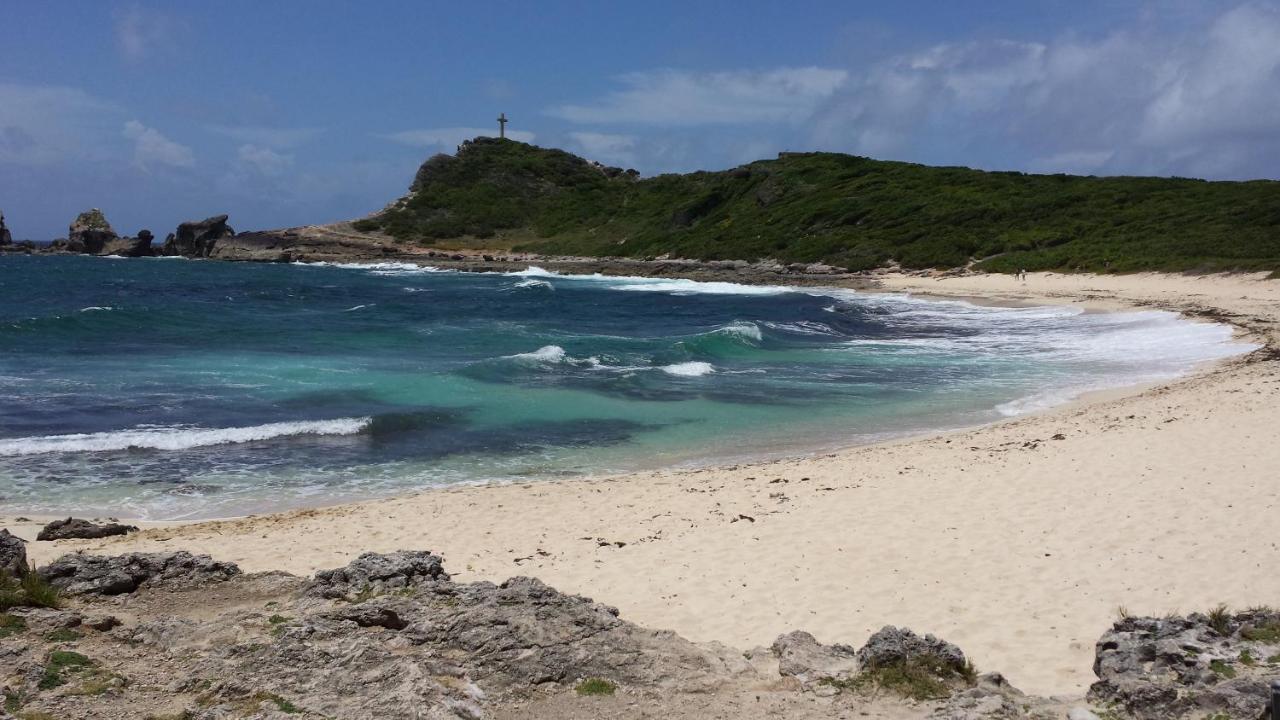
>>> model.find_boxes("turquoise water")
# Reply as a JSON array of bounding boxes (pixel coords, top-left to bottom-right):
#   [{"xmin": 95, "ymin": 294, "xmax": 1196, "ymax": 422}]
[{"xmin": 0, "ymin": 255, "xmax": 1247, "ymax": 519}]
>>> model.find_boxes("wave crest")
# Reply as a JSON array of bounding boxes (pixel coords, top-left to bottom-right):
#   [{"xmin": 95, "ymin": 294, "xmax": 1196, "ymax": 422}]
[{"xmin": 0, "ymin": 418, "xmax": 372, "ymax": 456}]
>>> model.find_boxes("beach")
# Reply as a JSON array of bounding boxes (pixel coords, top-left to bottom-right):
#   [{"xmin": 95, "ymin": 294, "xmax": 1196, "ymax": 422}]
[{"xmin": 11, "ymin": 269, "xmax": 1280, "ymax": 698}]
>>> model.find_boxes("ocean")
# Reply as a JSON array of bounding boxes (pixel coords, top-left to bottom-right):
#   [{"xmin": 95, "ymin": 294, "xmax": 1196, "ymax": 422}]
[{"xmin": 0, "ymin": 255, "xmax": 1248, "ymax": 519}]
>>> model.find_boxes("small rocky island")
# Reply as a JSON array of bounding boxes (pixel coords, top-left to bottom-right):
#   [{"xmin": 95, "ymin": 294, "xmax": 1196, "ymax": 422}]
[{"xmin": 1, "ymin": 530, "xmax": 1277, "ymax": 719}]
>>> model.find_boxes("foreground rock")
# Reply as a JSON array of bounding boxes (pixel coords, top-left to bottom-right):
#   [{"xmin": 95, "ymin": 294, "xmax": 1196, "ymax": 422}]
[
  {"xmin": 1088, "ymin": 608, "xmax": 1280, "ymax": 719},
  {"xmin": 0, "ymin": 527, "xmax": 27, "ymax": 576},
  {"xmin": 36, "ymin": 517, "xmax": 138, "ymax": 541},
  {"xmin": 39, "ymin": 550, "xmax": 240, "ymax": 595},
  {"xmin": 163, "ymin": 214, "xmax": 235, "ymax": 257}
]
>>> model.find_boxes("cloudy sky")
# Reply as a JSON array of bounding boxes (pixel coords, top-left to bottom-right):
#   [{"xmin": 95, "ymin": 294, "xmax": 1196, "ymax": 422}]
[{"xmin": 3, "ymin": 1, "xmax": 1279, "ymax": 239}]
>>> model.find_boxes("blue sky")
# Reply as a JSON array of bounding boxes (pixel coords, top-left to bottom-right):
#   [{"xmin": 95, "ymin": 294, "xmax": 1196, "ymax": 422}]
[{"xmin": 3, "ymin": 1, "xmax": 1278, "ymax": 239}]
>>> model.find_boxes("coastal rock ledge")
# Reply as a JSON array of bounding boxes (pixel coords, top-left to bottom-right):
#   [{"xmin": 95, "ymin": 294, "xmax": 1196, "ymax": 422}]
[{"xmin": 1, "ymin": 547, "xmax": 1277, "ymax": 719}]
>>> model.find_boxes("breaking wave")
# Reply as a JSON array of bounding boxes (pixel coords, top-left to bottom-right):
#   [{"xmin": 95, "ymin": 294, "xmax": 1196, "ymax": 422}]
[{"xmin": 0, "ymin": 418, "xmax": 373, "ymax": 456}]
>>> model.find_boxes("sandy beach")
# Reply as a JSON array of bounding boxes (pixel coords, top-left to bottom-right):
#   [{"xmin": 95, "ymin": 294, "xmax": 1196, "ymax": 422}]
[{"xmin": 10, "ymin": 270, "xmax": 1280, "ymax": 698}]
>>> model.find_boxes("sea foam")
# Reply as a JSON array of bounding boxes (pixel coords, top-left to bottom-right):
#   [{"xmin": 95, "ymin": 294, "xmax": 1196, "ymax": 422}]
[{"xmin": 0, "ymin": 418, "xmax": 372, "ymax": 456}]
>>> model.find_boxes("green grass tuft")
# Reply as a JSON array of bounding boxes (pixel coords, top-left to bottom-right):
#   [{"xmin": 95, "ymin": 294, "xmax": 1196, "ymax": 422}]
[
  {"xmin": 1208, "ymin": 659, "xmax": 1236, "ymax": 679},
  {"xmin": 44, "ymin": 627, "xmax": 82, "ymax": 643},
  {"xmin": 38, "ymin": 650, "xmax": 92, "ymax": 689},
  {"xmin": 823, "ymin": 656, "xmax": 977, "ymax": 701},
  {"xmin": 1241, "ymin": 620, "xmax": 1280, "ymax": 643},
  {"xmin": 0, "ymin": 612, "xmax": 26, "ymax": 638},
  {"xmin": 575, "ymin": 678, "xmax": 617, "ymax": 696},
  {"xmin": 1206, "ymin": 604, "xmax": 1233, "ymax": 636}
]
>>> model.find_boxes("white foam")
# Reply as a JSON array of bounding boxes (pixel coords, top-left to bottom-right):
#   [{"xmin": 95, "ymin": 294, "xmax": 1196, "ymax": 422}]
[
  {"xmin": 716, "ymin": 321, "xmax": 763, "ymax": 341},
  {"xmin": 513, "ymin": 278, "xmax": 554, "ymax": 290},
  {"xmin": 661, "ymin": 361, "xmax": 716, "ymax": 377},
  {"xmin": 604, "ymin": 277, "xmax": 790, "ymax": 296},
  {"xmin": 506, "ymin": 345, "xmax": 567, "ymax": 363},
  {"xmin": 0, "ymin": 417, "xmax": 372, "ymax": 456},
  {"xmin": 297, "ymin": 260, "xmax": 448, "ymax": 276},
  {"xmin": 507, "ymin": 266, "xmax": 560, "ymax": 278},
  {"xmin": 78, "ymin": 306, "xmax": 113, "ymax": 312},
  {"xmin": 342, "ymin": 304, "xmax": 372, "ymax": 312}
]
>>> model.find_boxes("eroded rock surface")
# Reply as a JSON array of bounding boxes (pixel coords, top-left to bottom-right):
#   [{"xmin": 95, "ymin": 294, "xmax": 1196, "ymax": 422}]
[
  {"xmin": 0, "ymin": 528, "xmax": 27, "ymax": 576},
  {"xmin": 163, "ymin": 214, "xmax": 235, "ymax": 257},
  {"xmin": 39, "ymin": 550, "xmax": 241, "ymax": 595},
  {"xmin": 36, "ymin": 517, "xmax": 138, "ymax": 541},
  {"xmin": 66, "ymin": 208, "xmax": 118, "ymax": 254}
]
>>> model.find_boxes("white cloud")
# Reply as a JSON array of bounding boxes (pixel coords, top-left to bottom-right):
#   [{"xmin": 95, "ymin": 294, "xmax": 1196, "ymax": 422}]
[
  {"xmin": 567, "ymin": 132, "xmax": 638, "ymax": 166},
  {"xmin": 380, "ymin": 126, "xmax": 536, "ymax": 150},
  {"xmin": 113, "ymin": 6, "xmax": 182, "ymax": 61},
  {"xmin": 0, "ymin": 84, "xmax": 120, "ymax": 166},
  {"xmin": 807, "ymin": 2, "xmax": 1280, "ymax": 179},
  {"xmin": 207, "ymin": 125, "xmax": 325, "ymax": 149},
  {"xmin": 123, "ymin": 120, "xmax": 195, "ymax": 170},
  {"xmin": 235, "ymin": 144, "xmax": 293, "ymax": 177},
  {"xmin": 549, "ymin": 67, "xmax": 848, "ymax": 126}
]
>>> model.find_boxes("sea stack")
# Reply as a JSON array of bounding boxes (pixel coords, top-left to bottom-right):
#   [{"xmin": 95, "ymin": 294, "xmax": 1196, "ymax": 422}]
[
  {"xmin": 163, "ymin": 214, "xmax": 235, "ymax": 258},
  {"xmin": 67, "ymin": 208, "xmax": 118, "ymax": 254},
  {"xmin": 0, "ymin": 211, "xmax": 11, "ymax": 246}
]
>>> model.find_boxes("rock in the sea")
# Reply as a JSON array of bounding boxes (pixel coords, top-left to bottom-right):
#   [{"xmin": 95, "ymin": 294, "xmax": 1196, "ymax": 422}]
[
  {"xmin": 99, "ymin": 229, "xmax": 155, "ymax": 257},
  {"xmin": 67, "ymin": 208, "xmax": 118, "ymax": 254},
  {"xmin": 36, "ymin": 517, "xmax": 139, "ymax": 541},
  {"xmin": 39, "ymin": 550, "xmax": 241, "ymax": 595},
  {"xmin": 0, "ymin": 528, "xmax": 28, "ymax": 576},
  {"xmin": 1088, "ymin": 610, "xmax": 1280, "ymax": 719},
  {"xmin": 0, "ymin": 210, "xmax": 12, "ymax": 246},
  {"xmin": 770, "ymin": 630, "xmax": 859, "ymax": 683},
  {"xmin": 163, "ymin": 214, "xmax": 234, "ymax": 257},
  {"xmin": 310, "ymin": 549, "xmax": 449, "ymax": 599}
]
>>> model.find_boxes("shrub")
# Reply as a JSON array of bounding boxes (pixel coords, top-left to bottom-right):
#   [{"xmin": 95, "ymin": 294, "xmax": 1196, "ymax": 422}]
[{"xmin": 575, "ymin": 678, "xmax": 617, "ymax": 696}]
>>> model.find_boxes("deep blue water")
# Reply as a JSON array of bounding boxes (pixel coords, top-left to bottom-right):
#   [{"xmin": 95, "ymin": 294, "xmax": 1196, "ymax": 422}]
[{"xmin": 0, "ymin": 255, "xmax": 1246, "ymax": 519}]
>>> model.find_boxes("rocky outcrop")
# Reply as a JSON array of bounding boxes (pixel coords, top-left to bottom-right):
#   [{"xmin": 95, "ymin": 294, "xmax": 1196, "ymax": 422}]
[
  {"xmin": 0, "ymin": 528, "xmax": 27, "ymax": 576},
  {"xmin": 1087, "ymin": 609, "xmax": 1280, "ymax": 719},
  {"xmin": 858, "ymin": 625, "xmax": 970, "ymax": 673},
  {"xmin": 163, "ymin": 214, "xmax": 235, "ymax": 257},
  {"xmin": 39, "ymin": 550, "xmax": 241, "ymax": 595},
  {"xmin": 0, "ymin": 211, "xmax": 11, "ymax": 246},
  {"xmin": 66, "ymin": 208, "xmax": 118, "ymax": 254},
  {"xmin": 309, "ymin": 549, "xmax": 449, "ymax": 599},
  {"xmin": 99, "ymin": 229, "xmax": 155, "ymax": 257},
  {"xmin": 771, "ymin": 630, "xmax": 859, "ymax": 683},
  {"xmin": 36, "ymin": 517, "xmax": 138, "ymax": 541}
]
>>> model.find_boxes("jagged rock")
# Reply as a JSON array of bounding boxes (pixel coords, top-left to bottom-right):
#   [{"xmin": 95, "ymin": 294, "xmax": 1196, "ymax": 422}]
[
  {"xmin": 36, "ymin": 517, "xmax": 138, "ymax": 541},
  {"xmin": 771, "ymin": 630, "xmax": 858, "ymax": 683},
  {"xmin": 935, "ymin": 672, "xmax": 1058, "ymax": 720},
  {"xmin": 309, "ymin": 550, "xmax": 449, "ymax": 599},
  {"xmin": 0, "ymin": 210, "xmax": 11, "ymax": 246},
  {"xmin": 39, "ymin": 551, "xmax": 241, "ymax": 595},
  {"xmin": 0, "ymin": 528, "xmax": 27, "ymax": 576},
  {"xmin": 858, "ymin": 625, "xmax": 969, "ymax": 673},
  {"xmin": 1087, "ymin": 610, "xmax": 1280, "ymax": 719},
  {"xmin": 67, "ymin": 208, "xmax": 118, "ymax": 254},
  {"xmin": 163, "ymin": 214, "xmax": 234, "ymax": 257},
  {"xmin": 99, "ymin": 229, "xmax": 154, "ymax": 257}
]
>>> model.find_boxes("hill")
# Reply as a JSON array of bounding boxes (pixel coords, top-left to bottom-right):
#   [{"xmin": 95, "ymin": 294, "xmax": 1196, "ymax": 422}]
[{"xmin": 352, "ymin": 137, "xmax": 1280, "ymax": 273}]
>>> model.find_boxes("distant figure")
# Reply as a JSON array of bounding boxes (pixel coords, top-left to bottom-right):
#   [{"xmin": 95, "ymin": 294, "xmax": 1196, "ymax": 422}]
[{"xmin": 1019, "ymin": 268, "xmax": 1028, "ymax": 282}]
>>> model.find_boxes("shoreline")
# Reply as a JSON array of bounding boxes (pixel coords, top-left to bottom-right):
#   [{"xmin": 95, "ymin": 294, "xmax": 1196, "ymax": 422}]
[{"xmin": 8, "ymin": 267, "xmax": 1280, "ymax": 698}]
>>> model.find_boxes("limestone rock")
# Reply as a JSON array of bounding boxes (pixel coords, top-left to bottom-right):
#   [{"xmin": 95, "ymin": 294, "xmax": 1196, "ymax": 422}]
[
  {"xmin": 67, "ymin": 208, "xmax": 118, "ymax": 254},
  {"xmin": 857, "ymin": 625, "xmax": 969, "ymax": 673},
  {"xmin": 0, "ymin": 528, "xmax": 28, "ymax": 576},
  {"xmin": 99, "ymin": 229, "xmax": 155, "ymax": 257},
  {"xmin": 309, "ymin": 549, "xmax": 449, "ymax": 599},
  {"xmin": 163, "ymin": 214, "xmax": 235, "ymax": 257},
  {"xmin": 39, "ymin": 550, "xmax": 241, "ymax": 595},
  {"xmin": 36, "ymin": 517, "xmax": 138, "ymax": 541},
  {"xmin": 1087, "ymin": 610, "xmax": 1280, "ymax": 719},
  {"xmin": 770, "ymin": 630, "xmax": 858, "ymax": 683}
]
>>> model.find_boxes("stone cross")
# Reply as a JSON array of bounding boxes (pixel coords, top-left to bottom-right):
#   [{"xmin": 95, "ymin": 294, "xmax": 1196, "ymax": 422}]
[{"xmin": 497, "ymin": 113, "xmax": 508, "ymax": 139}]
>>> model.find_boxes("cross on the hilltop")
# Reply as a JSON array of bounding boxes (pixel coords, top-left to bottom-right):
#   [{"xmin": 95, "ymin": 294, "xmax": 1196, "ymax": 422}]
[{"xmin": 497, "ymin": 112, "xmax": 508, "ymax": 139}]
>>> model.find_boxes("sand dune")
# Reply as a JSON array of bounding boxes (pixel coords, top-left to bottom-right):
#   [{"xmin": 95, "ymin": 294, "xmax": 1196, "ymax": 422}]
[{"xmin": 13, "ymin": 270, "xmax": 1280, "ymax": 697}]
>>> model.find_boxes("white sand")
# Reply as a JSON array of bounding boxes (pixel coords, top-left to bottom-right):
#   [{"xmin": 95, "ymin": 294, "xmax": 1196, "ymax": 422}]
[{"xmin": 13, "ymin": 270, "xmax": 1280, "ymax": 698}]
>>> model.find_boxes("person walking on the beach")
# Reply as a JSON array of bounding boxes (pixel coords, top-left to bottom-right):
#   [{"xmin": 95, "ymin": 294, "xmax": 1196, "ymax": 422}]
[{"xmin": 1019, "ymin": 268, "xmax": 1027, "ymax": 282}]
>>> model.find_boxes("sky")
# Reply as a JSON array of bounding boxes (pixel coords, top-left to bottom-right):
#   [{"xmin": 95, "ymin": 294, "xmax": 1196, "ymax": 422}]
[{"xmin": 3, "ymin": 1, "xmax": 1280, "ymax": 239}]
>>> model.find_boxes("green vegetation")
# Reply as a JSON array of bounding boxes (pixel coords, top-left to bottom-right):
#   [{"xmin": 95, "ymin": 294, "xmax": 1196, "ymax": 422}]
[
  {"xmin": 1206, "ymin": 604, "xmax": 1233, "ymax": 636},
  {"xmin": 0, "ymin": 571, "xmax": 61, "ymax": 611},
  {"xmin": 574, "ymin": 678, "xmax": 617, "ymax": 696},
  {"xmin": 1239, "ymin": 649, "xmax": 1256, "ymax": 666},
  {"xmin": 822, "ymin": 656, "xmax": 978, "ymax": 701},
  {"xmin": 356, "ymin": 137, "xmax": 1280, "ymax": 274},
  {"xmin": 45, "ymin": 627, "xmax": 82, "ymax": 643},
  {"xmin": 1241, "ymin": 620, "xmax": 1280, "ymax": 643},
  {"xmin": 1267, "ymin": 653, "xmax": 1280, "ymax": 664},
  {"xmin": 39, "ymin": 650, "xmax": 93, "ymax": 689},
  {"xmin": 0, "ymin": 612, "xmax": 26, "ymax": 638},
  {"xmin": 253, "ymin": 692, "xmax": 302, "ymax": 714},
  {"xmin": 1208, "ymin": 659, "xmax": 1236, "ymax": 679}
]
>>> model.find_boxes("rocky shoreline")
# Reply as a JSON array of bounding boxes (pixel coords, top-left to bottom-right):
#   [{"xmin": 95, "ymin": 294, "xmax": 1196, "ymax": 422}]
[{"xmin": 2, "ymin": 533, "xmax": 1278, "ymax": 720}]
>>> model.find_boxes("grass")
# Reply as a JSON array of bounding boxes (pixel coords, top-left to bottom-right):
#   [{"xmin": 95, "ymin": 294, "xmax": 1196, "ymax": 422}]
[
  {"xmin": 1241, "ymin": 620, "xmax": 1280, "ymax": 643},
  {"xmin": 0, "ymin": 612, "xmax": 26, "ymax": 638},
  {"xmin": 575, "ymin": 678, "xmax": 617, "ymax": 696},
  {"xmin": 38, "ymin": 650, "xmax": 93, "ymax": 689},
  {"xmin": 252, "ymin": 692, "xmax": 302, "ymax": 714},
  {"xmin": 1267, "ymin": 653, "xmax": 1280, "ymax": 664},
  {"xmin": 1239, "ymin": 649, "xmax": 1256, "ymax": 666},
  {"xmin": 1208, "ymin": 659, "xmax": 1236, "ymax": 679},
  {"xmin": 823, "ymin": 656, "xmax": 978, "ymax": 701},
  {"xmin": 355, "ymin": 137, "xmax": 1280, "ymax": 274},
  {"xmin": 1115, "ymin": 605, "xmax": 1133, "ymax": 621},
  {"xmin": 0, "ymin": 571, "xmax": 61, "ymax": 612},
  {"xmin": 45, "ymin": 627, "xmax": 82, "ymax": 643},
  {"xmin": 1206, "ymin": 604, "xmax": 1233, "ymax": 636}
]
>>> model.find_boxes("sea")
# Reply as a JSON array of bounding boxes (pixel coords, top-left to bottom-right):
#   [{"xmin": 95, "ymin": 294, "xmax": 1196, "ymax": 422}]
[{"xmin": 0, "ymin": 255, "xmax": 1250, "ymax": 519}]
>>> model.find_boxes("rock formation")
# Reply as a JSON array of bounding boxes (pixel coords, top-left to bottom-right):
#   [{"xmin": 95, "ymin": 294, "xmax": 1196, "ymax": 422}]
[
  {"xmin": 0, "ymin": 528, "xmax": 26, "ymax": 576},
  {"xmin": 0, "ymin": 211, "xmax": 11, "ymax": 246},
  {"xmin": 36, "ymin": 517, "xmax": 138, "ymax": 541},
  {"xmin": 39, "ymin": 550, "xmax": 239, "ymax": 595},
  {"xmin": 66, "ymin": 208, "xmax": 118, "ymax": 254},
  {"xmin": 99, "ymin": 229, "xmax": 155, "ymax": 257},
  {"xmin": 163, "ymin": 214, "xmax": 235, "ymax": 257}
]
